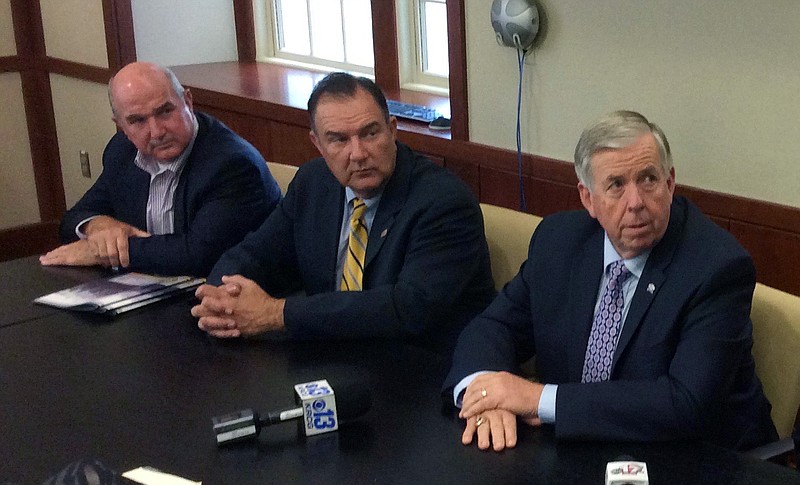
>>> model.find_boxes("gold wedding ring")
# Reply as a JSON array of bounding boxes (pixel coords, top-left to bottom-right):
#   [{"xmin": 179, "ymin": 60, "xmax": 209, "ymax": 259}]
[
  {"xmin": 480, "ymin": 388, "xmax": 487, "ymax": 398},
  {"xmin": 475, "ymin": 416, "xmax": 485, "ymax": 427}
]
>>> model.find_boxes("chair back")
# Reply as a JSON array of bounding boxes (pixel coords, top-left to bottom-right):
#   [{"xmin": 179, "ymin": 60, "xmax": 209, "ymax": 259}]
[
  {"xmin": 267, "ymin": 162, "xmax": 299, "ymax": 195},
  {"xmin": 750, "ymin": 282, "xmax": 800, "ymax": 439},
  {"xmin": 480, "ymin": 203, "xmax": 542, "ymax": 290}
]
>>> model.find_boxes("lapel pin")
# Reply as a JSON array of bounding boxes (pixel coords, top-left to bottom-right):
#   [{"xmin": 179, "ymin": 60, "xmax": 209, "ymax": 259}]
[
  {"xmin": 647, "ymin": 283, "xmax": 655, "ymax": 294},
  {"xmin": 381, "ymin": 228, "xmax": 388, "ymax": 238}
]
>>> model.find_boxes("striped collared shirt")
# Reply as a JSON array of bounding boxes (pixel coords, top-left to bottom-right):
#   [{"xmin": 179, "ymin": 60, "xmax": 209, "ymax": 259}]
[{"xmin": 133, "ymin": 115, "xmax": 199, "ymax": 235}]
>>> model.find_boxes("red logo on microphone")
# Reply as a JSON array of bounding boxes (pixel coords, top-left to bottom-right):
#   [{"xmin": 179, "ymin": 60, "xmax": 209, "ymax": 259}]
[{"xmin": 610, "ymin": 463, "xmax": 644, "ymax": 475}]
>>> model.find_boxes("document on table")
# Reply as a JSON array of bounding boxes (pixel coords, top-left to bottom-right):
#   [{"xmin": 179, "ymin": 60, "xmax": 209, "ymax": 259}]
[
  {"xmin": 122, "ymin": 466, "xmax": 201, "ymax": 484},
  {"xmin": 34, "ymin": 272, "xmax": 204, "ymax": 315}
]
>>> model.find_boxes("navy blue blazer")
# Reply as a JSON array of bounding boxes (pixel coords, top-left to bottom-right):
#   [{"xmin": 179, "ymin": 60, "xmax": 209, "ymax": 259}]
[
  {"xmin": 60, "ymin": 112, "xmax": 281, "ymax": 276},
  {"xmin": 444, "ymin": 196, "xmax": 778, "ymax": 450},
  {"xmin": 209, "ymin": 143, "xmax": 496, "ymax": 352}
]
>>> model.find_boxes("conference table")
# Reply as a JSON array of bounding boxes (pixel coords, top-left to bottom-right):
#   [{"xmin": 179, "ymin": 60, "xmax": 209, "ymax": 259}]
[{"xmin": 1, "ymin": 258, "xmax": 798, "ymax": 484}]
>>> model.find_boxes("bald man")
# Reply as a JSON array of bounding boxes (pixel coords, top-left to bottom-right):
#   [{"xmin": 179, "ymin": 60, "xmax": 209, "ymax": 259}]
[{"xmin": 41, "ymin": 62, "xmax": 280, "ymax": 276}]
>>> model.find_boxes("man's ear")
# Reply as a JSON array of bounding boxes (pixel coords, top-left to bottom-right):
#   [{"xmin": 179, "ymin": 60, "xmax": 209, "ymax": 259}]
[
  {"xmin": 578, "ymin": 182, "xmax": 596, "ymax": 218},
  {"xmin": 183, "ymin": 88, "xmax": 194, "ymax": 111},
  {"xmin": 309, "ymin": 130, "xmax": 322, "ymax": 155},
  {"xmin": 666, "ymin": 166, "xmax": 676, "ymax": 195}
]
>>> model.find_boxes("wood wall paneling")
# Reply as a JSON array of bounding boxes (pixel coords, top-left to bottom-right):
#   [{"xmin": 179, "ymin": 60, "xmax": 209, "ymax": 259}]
[
  {"xmin": 46, "ymin": 57, "xmax": 111, "ymax": 84},
  {"xmin": 267, "ymin": 121, "xmax": 319, "ymax": 167},
  {"xmin": 442, "ymin": 157, "xmax": 479, "ymax": 199},
  {"xmin": 730, "ymin": 221, "xmax": 800, "ymax": 296},
  {"xmin": 0, "ymin": 221, "xmax": 60, "ymax": 262},
  {"xmin": 197, "ymin": 104, "xmax": 272, "ymax": 160},
  {"xmin": 0, "ymin": 55, "xmax": 25, "ymax": 72},
  {"xmin": 232, "ymin": 0, "xmax": 256, "ymax": 62},
  {"xmin": 11, "ymin": 0, "xmax": 66, "ymax": 223},
  {"xmin": 103, "ymin": 0, "xmax": 136, "ymax": 71},
  {"xmin": 370, "ymin": 1, "xmax": 400, "ymax": 93},
  {"xmin": 446, "ymin": 0, "xmax": 468, "ymax": 141}
]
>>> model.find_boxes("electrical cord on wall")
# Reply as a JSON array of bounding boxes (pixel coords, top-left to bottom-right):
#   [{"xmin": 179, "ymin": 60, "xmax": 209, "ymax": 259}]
[{"xmin": 515, "ymin": 40, "xmax": 530, "ymax": 212}]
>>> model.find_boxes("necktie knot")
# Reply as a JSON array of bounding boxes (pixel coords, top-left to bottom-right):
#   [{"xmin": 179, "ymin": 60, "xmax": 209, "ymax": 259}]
[
  {"xmin": 607, "ymin": 260, "xmax": 631, "ymax": 288},
  {"xmin": 351, "ymin": 198, "xmax": 367, "ymax": 227}
]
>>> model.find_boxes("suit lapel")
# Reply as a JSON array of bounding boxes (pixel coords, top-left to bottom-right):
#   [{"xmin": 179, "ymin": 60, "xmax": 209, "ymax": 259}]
[
  {"xmin": 611, "ymin": 198, "xmax": 686, "ymax": 370},
  {"xmin": 364, "ymin": 145, "xmax": 409, "ymax": 268},
  {"xmin": 125, "ymin": 161, "xmax": 150, "ymax": 231},
  {"xmin": 567, "ymin": 229, "xmax": 605, "ymax": 381},
  {"xmin": 612, "ymin": 265, "xmax": 666, "ymax": 369},
  {"xmin": 173, "ymin": 175, "xmax": 187, "ymax": 231},
  {"xmin": 324, "ymin": 178, "xmax": 346, "ymax": 291},
  {"xmin": 171, "ymin": 113, "xmax": 208, "ymax": 232}
]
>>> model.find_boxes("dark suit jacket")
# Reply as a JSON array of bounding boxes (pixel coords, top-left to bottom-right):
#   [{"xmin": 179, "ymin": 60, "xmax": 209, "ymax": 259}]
[
  {"xmin": 444, "ymin": 196, "xmax": 778, "ymax": 450},
  {"xmin": 60, "ymin": 112, "xmax": 281, "ymax": 276},
  {"xmin": 209, "ymin": 143, "xmax": 496, "ymax": 352}
]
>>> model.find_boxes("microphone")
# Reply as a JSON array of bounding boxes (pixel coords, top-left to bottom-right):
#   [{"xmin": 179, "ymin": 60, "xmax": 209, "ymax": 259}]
[
  {"xmin": 605, "ymin": 455, "xmax": 649, "ymax": 485},
  {"xmin": 212, "ymin": 379, "xmax": 371, "ymax": 445}
]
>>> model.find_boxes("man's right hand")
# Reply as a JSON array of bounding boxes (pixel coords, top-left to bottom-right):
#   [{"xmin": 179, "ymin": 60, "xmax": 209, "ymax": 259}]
[{"xmin": 82, "ymin": 216, "xmax": 150, "ymax": 268}]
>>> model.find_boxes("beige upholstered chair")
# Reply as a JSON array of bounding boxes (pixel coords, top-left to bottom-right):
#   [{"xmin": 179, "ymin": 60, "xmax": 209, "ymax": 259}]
[
  {"xmin": 267, "ymin": 162, "xmax": 299, "ymax": 195},
  {"xmin": 479, "ymin": 203, "xmax": 542, "ymax": 290},
  {"xmin": 748, "ymin": 283, "xmax": 800, "ymax": 458}
]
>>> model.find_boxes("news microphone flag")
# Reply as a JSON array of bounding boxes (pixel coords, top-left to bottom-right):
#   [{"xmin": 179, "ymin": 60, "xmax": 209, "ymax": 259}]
[{"xmin": 212, "ymin": 379, "xmax": 370, "ymax": 445}]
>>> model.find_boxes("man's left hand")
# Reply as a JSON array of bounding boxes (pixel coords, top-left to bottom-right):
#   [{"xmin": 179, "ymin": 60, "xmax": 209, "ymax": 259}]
[
  {"xmin": 40, "ymin": 240, "xmax": 101, "ymax": 267},
  {"xmin": 459, "ymin": 371, "xmax": 544, "ymax": 421},
  {"xmin": 192, "ymin": 274, "xmax": 285, "ymax": 338}
]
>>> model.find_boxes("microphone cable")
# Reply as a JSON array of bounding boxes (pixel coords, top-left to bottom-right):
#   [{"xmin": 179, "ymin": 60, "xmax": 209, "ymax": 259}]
[{"xmin": 514, "ymin": 38, "xmax": 531, "ymax": 212}]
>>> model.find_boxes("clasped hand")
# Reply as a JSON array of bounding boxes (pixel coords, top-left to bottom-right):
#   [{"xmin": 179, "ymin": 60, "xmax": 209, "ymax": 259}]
[
  {"xmin": 192, "ymin": 275, "xmax": 285, "ymax": 338},
  {"xmin": 459, "ymin": 371, "xmax": 544, "ymax": 452}
]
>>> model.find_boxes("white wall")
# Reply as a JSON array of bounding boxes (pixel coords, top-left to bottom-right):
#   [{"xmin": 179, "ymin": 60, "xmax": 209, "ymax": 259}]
[
  {"xmin": 50, "ymin": 74, "xmax": 118, "ymax": 208},
  {"xmin": 40, "ymin": 0, "xmax": 108, "ymax": 67},
  {"xmin": 466, "ymin": 0, "xmax": 800, "ymax": 208},
  {"xmin": 0, "ymin": 0, "xmax": 15, "ymax": 56},
  {"xmin": 131, "ymin": 0, "xmax": 238, "ymax": 66},
  {"xmin": 0, "ymin": 2, "xmax": 39, "ymax": 230},
  {"xmin": 0, "ymin": 73, "xmax": 40, "ymax": 230}
]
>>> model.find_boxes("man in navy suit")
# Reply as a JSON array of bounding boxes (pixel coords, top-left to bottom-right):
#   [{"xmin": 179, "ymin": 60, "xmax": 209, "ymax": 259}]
[
  {"xmin": 444, "ymin": 111, "xmax": 777, "ymax": 451},
  {"xmin": 40, "ymin": 62, "xmax": 280, "ymax": 276},
  {"xmin": 191, "ymin": 73, "xmax": 495, "ymax": 352}
]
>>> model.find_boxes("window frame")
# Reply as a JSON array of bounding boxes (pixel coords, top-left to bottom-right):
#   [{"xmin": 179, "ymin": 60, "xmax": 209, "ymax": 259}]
[{"xmin": 396, "ymin": 0, "xmax": 449, "ymax": 93}]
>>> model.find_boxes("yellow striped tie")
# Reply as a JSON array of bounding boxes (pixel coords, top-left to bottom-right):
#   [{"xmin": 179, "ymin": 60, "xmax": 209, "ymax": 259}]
[{"xmin": 341, "ymin": 198, "xmax": 368, "ymax": 291}]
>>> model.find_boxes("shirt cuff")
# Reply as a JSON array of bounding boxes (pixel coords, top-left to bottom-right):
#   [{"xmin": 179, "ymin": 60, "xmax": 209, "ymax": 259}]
[
  {"xmin": 453, "ymin": 371, "xmax": 494, "ymax": 408},
  {"xmin": 537, "ymin": 384, "xmax": 558, "ymax": 423}
]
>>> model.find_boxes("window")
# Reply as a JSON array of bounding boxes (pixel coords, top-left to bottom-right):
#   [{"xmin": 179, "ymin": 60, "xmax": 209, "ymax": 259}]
[
  {"xmin": 417, "ymin": 0, "xmax": 449, "ymax": 77},
  {"xmin": 255, "ymin": 0, "xmax": 449, "ymax": 93},
  {"xmin": 257, "ymin": 0, "xmax": 374, "ymax": 74},
  {"xmin": 394, "ymin": 0, "xmax": 449, "ymax": 93}
]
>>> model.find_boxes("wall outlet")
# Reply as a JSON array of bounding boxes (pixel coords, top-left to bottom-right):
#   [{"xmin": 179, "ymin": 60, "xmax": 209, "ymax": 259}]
[{"xmin": 80, "ymin": 150, "xmax": 91, "ymax": 178}]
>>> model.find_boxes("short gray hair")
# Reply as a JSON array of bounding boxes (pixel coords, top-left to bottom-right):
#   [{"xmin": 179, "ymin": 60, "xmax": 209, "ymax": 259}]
[
  {"xmin": 107, "ymin": 64, "xmax": 185, "ymax": 117},
  {"xmin": 573, "ymin": 110, "xmax": 672, "ymax": 189}
]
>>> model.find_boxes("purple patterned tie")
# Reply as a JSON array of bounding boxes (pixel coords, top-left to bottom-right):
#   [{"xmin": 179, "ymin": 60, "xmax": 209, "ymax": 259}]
[{"xmin": 581, "ymin": 260, "xmax": 632, "ymax": 383}]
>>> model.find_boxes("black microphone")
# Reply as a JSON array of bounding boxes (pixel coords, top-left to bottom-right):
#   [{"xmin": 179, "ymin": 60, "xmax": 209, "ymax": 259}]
[{"xmin": 212, "ymin": 379, "xmax": 371, "ymax": 445}]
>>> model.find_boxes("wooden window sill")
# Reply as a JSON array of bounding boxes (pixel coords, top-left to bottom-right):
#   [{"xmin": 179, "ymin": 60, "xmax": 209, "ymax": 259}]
[{"xmin": 170, "ymin": 61, "xmax": 452, "ymax": 140}]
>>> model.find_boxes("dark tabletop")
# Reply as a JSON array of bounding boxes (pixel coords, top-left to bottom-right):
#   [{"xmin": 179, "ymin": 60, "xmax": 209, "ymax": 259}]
[
  {"xmin": 1, "ymin": 259, "xmax": 798, "ymax": 484},
  {"xmin": 0, "ymin": 256, "xmax": 106, "ymax": 328}
]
